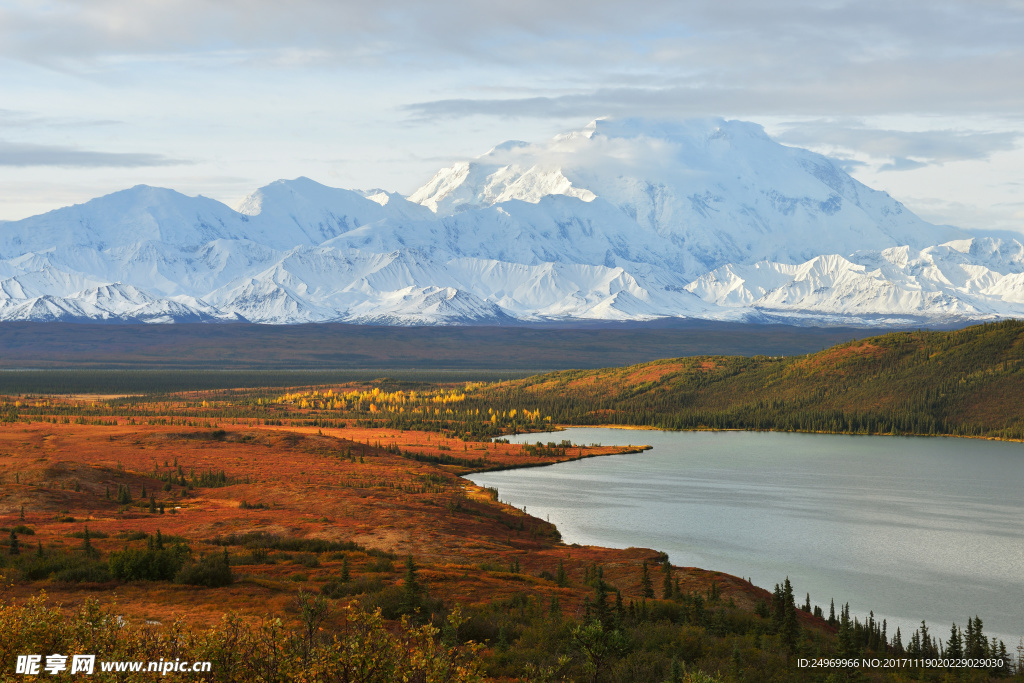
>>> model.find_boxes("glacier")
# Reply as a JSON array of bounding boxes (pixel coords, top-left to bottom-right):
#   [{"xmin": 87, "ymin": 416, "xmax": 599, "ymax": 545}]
[{"xmin": 0, "ymin": 117, "xmax": 1021, "ymax": 326}]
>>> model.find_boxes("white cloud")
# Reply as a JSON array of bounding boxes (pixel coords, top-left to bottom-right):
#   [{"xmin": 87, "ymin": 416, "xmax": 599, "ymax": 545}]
[{"xmin": 0, "ymin": 0, "xmax": 1022, "ymax": 232}]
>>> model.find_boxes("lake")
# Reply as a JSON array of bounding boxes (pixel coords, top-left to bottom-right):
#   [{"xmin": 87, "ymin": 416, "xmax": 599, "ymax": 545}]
[{"xmin": 467, "ymin": 428, "xmax": 1024, "ymax": 644}]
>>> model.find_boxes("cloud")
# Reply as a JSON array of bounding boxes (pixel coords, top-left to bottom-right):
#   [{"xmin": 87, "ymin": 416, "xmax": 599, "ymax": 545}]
[
  {"xmin": 0, "ymin": 0, "xmax": 1021, "ymax": 126},
  {"xmin": 773, "ymin": 121, "xmax": 1021, "ymax": 171},
  {"xmin": 0, "ymin": 141, "xmax": 186, "ymax": 167},
  {"xmin": 878, "ymin": 158, "xmax": 929, "ymax": 172},
  {"xmin": 0, "ymin": 109, "xmax": 123, "ymax": 129}
]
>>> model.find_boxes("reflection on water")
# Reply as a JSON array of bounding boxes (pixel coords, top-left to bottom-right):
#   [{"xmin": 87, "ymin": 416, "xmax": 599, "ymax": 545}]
[{"xmin": 468, "ymin": 429, "xmax": 1024, "ymax": 643}]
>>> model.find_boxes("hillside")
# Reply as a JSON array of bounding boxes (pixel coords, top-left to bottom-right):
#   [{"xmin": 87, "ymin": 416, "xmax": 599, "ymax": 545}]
[{"xmin": 471, "ymin": 320, "xmax": 1024, "ymax": 439}]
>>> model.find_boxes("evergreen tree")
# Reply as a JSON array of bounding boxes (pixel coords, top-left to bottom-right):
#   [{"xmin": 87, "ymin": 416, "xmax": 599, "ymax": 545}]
[
  {"xmin": 802, "ymin": 592, "xmax": 811, "ymax": 612},
  {"xmin": 340, "ymin": 554, "xmax": 350, "ymax": 583},
  {"xmin": 8, "ymin": 530, "xmax": 19, "ymax": 556},
  {"xmin": 780, "ymin": 577, "xmax": 799, "ymax": 650},
  {"xmin": 555, "ymin": 559, "xmax": 568, "ymax": 587},
  {"xmin": 946, "ymin": 623, "xmax": 963, "ymax": 660},
  {"xmin": 640, "ymin": 561, "xmax": 654, "ymax": 599},
  {"xmin": 661, "ymin": 561, "xmax": 673, "ymax": 599},
  {"xmin": 401, "ymin": 555, "xmax": 421, "ymax": 614},
  {"xmin": 82, "ymin": 526, "xmax": 97, "ymax": 558},
  {"xmin": 838, "ymin": 603, "xmax": 856, "ymax": 657},
  {"xmin": 828, "ymin": 598, "xmax": 836, "ymax": 626},
  {"xmin": 668, "ymin": 656, "xmax": 683, "ymax": 683},
  {"xmin": 966, "ymin": 616, "xmax": 986, "ymax": 658},
  {"xmin": 592, "ymin": 577, "xmax": 611, "ymax": 628}
]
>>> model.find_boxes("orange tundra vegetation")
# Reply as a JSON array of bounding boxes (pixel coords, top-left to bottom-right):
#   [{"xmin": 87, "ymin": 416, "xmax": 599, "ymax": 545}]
[
  {"xmin": 0, "ymin": 418, "xmax": 763, "ymax": 619},
  {"xmin": 0, "ymin": 380, "xmax": 959, "ymax": 682}
]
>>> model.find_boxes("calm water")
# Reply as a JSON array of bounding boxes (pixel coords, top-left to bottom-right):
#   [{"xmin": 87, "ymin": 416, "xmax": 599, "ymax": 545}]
[{"xmin": 468, "ymin": 429, "xmax": 1024, "ymax": 644}]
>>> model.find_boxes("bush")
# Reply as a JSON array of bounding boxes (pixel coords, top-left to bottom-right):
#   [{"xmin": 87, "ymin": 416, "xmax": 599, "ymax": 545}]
[
  {"xmin": 108, "ymin": 546, "xmax": 188, "ymax": 582},
  {"xmin": 55, "ymin": 563, "xmax": 112, "ymax": 583},
  {"xmin": 292, "ymin": 553, "xmax": 320, "ymax": 568},
  {"xmin": 16, "ymin": 554, "xmax": 108, "ymax": 583},
  {"xmin": 365, "ymin": 557, "xmax": 394, "ymax": 573},
  {"xmin": 68, "ymin": 530, "xmax": 109, "ymax": 539},
  {"xmin": 0, "ymin": 598, "xmax": 485, "ymax": 682},
  {"xmin": 321, "ymin": 575, "xmax": 384, "ymax": 599},
  {"xmin": 174, "ymin": 549, "xmax": 233, "ymax": 587}
]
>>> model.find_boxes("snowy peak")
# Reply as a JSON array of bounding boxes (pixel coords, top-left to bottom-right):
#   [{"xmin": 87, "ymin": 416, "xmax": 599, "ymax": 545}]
[
  {"xmin": 409, "ymin": 145, "xmax": 595, "ymax": 214},
  {"xmin": 0, "ymin": 117, "xmax": 1020, "ymax": 326},
  {"xmin": 0, "ymin": 185, "xmax": 240, "ymax": 258},
  {"xmin": 409, "ymin": 118, "xmax": 965, "ymax": 271}
]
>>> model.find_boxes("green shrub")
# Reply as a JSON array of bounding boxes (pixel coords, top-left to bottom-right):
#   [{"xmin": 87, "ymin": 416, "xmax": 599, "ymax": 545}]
[
  {"xmin": 108, "ymin": 546, "xmax": 188, "ymax": 581},
  {"xmin": 174, "ymin": 549, "xmax": 233, "ymax": 587},
  {"xmin": 321, "ymin": 575, "xmax": 384, "ymax": 599}
]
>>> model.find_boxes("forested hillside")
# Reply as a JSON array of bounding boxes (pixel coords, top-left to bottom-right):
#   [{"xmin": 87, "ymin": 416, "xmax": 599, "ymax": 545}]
[{"xmin": 471, "ymin": 320, "xmax": 1024, "ymax": 439}]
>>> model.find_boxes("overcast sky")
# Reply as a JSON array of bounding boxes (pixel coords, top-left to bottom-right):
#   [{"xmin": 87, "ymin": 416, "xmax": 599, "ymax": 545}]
[{"xmin": 1, "ymin": 0, "xmax": 1022, "ymax": 233}]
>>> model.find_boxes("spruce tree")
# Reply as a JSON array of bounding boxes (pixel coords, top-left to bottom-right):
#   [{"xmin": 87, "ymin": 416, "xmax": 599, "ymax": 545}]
[
  {"xmin": 82, "ymin": 526, "xmax": 97, "ymax": 558},
  {"xmin": 781, "ymin": 577, "xmax": 799, "ymax": 650},
  {"xmin": 555, "ymin": 559, "xmax": 568, "ymax": 587},
  {"xmin": 640, "ymin": 561, "xmax": 654, "ymax": 598},
  {"xmin": 340, "ymin": 554, "xmax": 350, "ymax": 583},
  {"xmin": 592, "ymin": 577, "xmax": 611, "ymax": 628},
  {"xmin": 947, "ymin": 623, "xmax": 963, "ymax": 660},
  {"xmin": 661, "ymin": 561, "xmax": 673, "ymax": 599},
  {"xmin": 401, "ymin": 555, "xmax": 421, "ymax": 614},
  {"xmin": 8, "ymin": 530, "xmax": 19, "ymax": 555}
]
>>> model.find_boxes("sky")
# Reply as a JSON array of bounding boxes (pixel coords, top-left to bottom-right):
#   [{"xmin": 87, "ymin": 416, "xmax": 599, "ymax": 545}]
[{"xmin": 1, "ymin": 0, "xmax": 1022, "ymax": 234}]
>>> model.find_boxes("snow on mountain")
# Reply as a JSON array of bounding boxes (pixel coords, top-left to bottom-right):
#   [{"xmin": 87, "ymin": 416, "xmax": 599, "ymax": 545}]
[
  {"xmin": 0, "ymin": 283, "xmax": 224, "ymax": 323},
  {"xmin": 685, "ymin": 237, "xmax": 1024, "ymax": 324},
  {"xmin": 0, "ymin": 118, "xmax": 1020, "ymax": 326},
  {"xmin": 409, "ymin": 118, "xmax": 969, "ymax": 275},
  {"xmin": 0, "ymin": 186, "xmax": 243, "ymax": 259}
]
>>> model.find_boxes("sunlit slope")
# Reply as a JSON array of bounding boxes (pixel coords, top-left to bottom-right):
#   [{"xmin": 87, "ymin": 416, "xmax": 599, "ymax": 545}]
[{"xmin": 475, "ymin": 320, "xmax": 1024, "ymax": 439}]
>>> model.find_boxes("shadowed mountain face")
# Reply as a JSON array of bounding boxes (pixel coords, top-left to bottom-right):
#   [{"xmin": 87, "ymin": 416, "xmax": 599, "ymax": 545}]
[{"xmin": 0, "ymin": 118, "xmax": 1021, "ymax": 326}]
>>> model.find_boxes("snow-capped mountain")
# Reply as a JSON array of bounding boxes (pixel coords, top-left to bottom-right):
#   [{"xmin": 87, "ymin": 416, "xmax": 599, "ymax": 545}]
[{"xmin": 0, "ymin": 117, "xmax": 1021, "ymax": 325}]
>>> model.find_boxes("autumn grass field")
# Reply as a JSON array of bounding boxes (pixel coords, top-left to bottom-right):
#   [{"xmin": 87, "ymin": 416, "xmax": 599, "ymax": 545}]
[
  {"xmin": 0, "ymin": 415, "xmax": 764, "ymax": 620},
  {"xmin": 0, "ymin": 407, "xmax": 797, "ymax": 682}
]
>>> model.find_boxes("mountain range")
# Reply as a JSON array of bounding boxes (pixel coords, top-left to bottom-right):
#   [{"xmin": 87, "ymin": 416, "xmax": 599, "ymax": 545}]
[{"xmin": 1, "ymin": 118, "xmax": 1022, "ymax": 326}]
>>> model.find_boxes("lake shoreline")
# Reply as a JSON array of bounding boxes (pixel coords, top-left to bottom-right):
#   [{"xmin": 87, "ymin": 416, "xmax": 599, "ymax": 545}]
[{"xmin": 469, "ymin": 427, "xmax": 1024, "ymax": 646}]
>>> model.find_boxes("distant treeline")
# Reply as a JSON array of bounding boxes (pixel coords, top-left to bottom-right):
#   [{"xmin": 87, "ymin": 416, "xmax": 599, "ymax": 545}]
[
  {"xmin": 469, "ymin": 320, "xmax": 1024, "ymax": 440},
  {"xmin": 3, "ymin": 321, "xmax": 1023, "ymax": 442},
  {"xmin": 0, "ymin": 369, "xmax": 533, "ymax": 396},
  {"xmin": 0, "ymin": 320, "xmax": 887, "ymax": 371}
]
